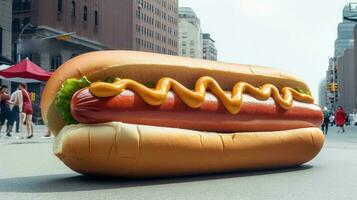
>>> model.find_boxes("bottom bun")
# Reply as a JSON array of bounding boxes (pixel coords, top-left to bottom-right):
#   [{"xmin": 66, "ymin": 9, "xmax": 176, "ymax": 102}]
[{"xmin": 54, "ymin": 122, "xmax": 324, "ymax": 177}]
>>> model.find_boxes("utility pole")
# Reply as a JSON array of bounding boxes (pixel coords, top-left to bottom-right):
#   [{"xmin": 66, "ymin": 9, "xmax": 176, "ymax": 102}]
[{"xmin": 17, "ymin": 22, "xmax": 33, "ymax": 62}]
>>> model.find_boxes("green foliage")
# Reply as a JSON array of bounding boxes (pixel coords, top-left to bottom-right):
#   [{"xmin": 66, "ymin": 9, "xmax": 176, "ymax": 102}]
[{"xmin": 55, "ymin": 76, "xmax": 91, "ymax": 124}]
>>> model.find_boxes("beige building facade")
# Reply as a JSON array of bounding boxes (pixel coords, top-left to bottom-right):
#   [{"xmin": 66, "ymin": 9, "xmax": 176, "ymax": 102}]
[{"xmin": 178, "ymin": 7, "xmax": 202, "ymax": 58}]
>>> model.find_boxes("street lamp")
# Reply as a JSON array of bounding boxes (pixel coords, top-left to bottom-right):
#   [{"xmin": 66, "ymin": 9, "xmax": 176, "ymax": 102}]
[{"xmin": 17, "ymin": 22, "xmax": 33, "ymax": 62}]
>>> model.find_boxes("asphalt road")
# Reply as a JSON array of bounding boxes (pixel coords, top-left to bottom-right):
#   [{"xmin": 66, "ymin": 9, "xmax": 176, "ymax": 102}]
[{"xmin": 0, "ymin": 125, "xmax": 356, "ymax": 200}]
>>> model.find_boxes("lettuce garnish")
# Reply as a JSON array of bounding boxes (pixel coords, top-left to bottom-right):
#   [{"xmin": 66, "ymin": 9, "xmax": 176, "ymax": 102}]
[{"xmin": 55, "ymin": 76, "xmax": 91, "ymax": 125}]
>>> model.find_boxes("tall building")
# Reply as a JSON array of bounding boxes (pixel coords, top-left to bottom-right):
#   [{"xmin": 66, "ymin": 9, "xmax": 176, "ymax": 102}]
[
  {"xmin": 337, "ymin": 48, "xmax": 356, "ymax": 113},
  {"xmin": 12, "ymin": 0, "xmax": 179, "ymax": 71},
  {"xmin": 0, "ymin": 0, "xmax": 13, "ymax": 89},
  {"xmin": 0, "ymin": 0, "xmax": 12, "ymax": 63},
  {"xmin": 318, "ymin": 79, "xmax": 327, "ymax": 109},
  {"xmin": 326, "ymin": 57, "xmax": 338, "ymax": 110},
  {"xmin": 202, "ymin": 33, "xmax": 217, "ymax": 61},
  {"xmin": 335, "ymin": 3, "xmax": 357, "ymax": 59},
  {"xmin": 178, "ymin": 7, "xmax": 202, "ymax": 58}
]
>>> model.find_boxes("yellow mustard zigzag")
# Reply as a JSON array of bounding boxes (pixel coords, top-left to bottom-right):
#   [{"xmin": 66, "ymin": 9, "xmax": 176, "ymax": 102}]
[{"xmin": 88, "ymin": 76, "xmax": 314, "ymax": 114}]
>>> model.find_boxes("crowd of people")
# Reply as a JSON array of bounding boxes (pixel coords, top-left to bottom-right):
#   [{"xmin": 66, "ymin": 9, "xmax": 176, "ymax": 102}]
[
  {"xmin": 0, "ymin": 83, "xmax": 34, "ymax": 139},
  {"xmin": 321, "ymin": 106, "xmax": 349, "ymax": 135}
]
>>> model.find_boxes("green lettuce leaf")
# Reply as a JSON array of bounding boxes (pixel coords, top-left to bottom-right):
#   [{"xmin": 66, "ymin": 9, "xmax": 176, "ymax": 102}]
[{"xmin": 55, "ymin": 76, "xmax": 91, "ymax": 124}]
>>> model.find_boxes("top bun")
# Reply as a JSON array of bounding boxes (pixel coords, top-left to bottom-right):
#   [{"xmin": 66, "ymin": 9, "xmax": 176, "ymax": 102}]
[{"xmin": 41, "ymin": 50, "xmax": 311, "ymax": 135}]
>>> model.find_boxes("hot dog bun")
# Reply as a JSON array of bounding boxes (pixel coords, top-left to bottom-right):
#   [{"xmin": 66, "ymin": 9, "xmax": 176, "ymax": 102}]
[
  {"xmin": 41, "ymin": 50, "xmax": 311, "ymax": 135},
  {"xmin": 54, "ymin": 122, "xmax": 324, "ymax": 177}
]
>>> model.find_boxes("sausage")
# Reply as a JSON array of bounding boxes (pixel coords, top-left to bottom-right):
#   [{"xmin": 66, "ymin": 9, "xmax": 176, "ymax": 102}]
[{"xmin": 71, "ymin": 88, "xmax": 323, "ymax": 133}]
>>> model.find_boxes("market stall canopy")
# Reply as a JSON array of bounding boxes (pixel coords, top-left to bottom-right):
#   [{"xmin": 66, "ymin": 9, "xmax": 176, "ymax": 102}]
[{"xmin": 0, "ymin": 58, "xmax": 52, "ymax": 82}]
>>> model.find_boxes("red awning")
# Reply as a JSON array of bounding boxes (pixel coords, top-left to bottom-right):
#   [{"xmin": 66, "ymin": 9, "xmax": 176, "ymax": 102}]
[{"xmin": 0, "ymin": 59, "xmax": 52, "ymax": 82}]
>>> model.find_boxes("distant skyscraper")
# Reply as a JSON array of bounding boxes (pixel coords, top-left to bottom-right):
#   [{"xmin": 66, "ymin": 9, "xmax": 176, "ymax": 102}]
[
  {"xmin": 335, "ymin": 3, "xmax": 357, "ymax": 59},
  {"xmin": 178, "ymin": 7, "xmax": 202, "ymax": 58},
  {"xmin": 202, "ymin": 33, "xmax": 217, "ymax": 61},
  {"xmin": 318, "ymin": 79, "xmax": 327, "ymax": 109}
]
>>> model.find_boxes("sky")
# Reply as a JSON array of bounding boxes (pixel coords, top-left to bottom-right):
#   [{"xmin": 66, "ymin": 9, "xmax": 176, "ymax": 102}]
[{"xmin": 179, "ymin": 0, "xmax": 351, "ymax": 100}]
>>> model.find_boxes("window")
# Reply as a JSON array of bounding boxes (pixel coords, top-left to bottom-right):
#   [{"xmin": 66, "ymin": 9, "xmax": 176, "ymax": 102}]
[
  {"xmin": 83, "ymin": 6, "xmax": 88, "ymax": 22},
  {"xmin": 94, "ymin": 10, "xmax": 98, "ymax": 26},
  {"xmin": 12, "ymin": 19, "xmax": 20, "ymax": 31},
  {"xmin": 57, "ymin": 0, "xmax": 63, "ymax": 13},
  {"xmin": 71, "ymin": 1, "xmax": 76, "ymax": 17},
  {"xmin": 13, "ymin": 0, "xmax": 31, "ymax": 11},
  {"xmin": 50, "ymin": 55, "xmax": 62, "ymax": 71},
  {"xmin": 190, "ymin": 40, "xmax": 194, "ymax": 46}
]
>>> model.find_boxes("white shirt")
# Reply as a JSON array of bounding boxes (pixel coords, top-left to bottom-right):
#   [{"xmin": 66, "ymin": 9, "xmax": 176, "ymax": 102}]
[{"xmin": 10, "ymin": 90, "xmax": 22, "ymax": 110}]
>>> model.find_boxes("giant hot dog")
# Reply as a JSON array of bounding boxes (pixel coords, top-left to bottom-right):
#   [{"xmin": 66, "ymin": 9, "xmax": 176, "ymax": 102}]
[{"xmin": 41, "ymin": 50, "xmax": 324, "ymax": 177}]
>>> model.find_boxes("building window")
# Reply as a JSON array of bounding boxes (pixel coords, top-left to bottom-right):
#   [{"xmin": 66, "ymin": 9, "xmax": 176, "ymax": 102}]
[
  {"xmin": 13, "ymin": 0, "xmax": 31, "ymax": 11},
  {"xmin": 83, "ymin": 6, "xmax": 88, "ymax": 22},
  {"xmin": 57, "ymin": 0, "xmax": 63, "ymax": 14},
  {"xmin": 12, "ymin": 19, "xmax": 20, "ymax": 31},
  {"xmin": 94, "ymin": 10, "xmax": 98, "ymax": 26},
  {"xmin": 50, "ymin": 55, "xmax": 62, "ymax": 71},
  {"xmin": 190, "ymin": 40, "xmax": 194, "ymax": 46},
  {"xmin": 71, "ymin": 1, "xmax": 76, "ymax": 17}
]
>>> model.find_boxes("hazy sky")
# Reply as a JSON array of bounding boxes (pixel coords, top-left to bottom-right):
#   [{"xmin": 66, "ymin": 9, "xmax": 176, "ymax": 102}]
[{"xmin": 179, "ymin": 0, "xmax": 351, "ymax": 99}]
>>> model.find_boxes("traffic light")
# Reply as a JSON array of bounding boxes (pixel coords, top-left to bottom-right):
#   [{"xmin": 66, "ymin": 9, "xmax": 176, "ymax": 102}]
[
  {"xmin": 334, "ymin": 83, "xmax": 338, "ymax": 92},
  {"xmin": 327, "ymin": 83, "xmax": 338, "ymax": 92},
  {"xmin": 328, "ymin": 83, "xmax": 334, "ymax": 92},
  {"xmin": 56, "ymin": 34, "xmax": 71, "ymax": 41}
]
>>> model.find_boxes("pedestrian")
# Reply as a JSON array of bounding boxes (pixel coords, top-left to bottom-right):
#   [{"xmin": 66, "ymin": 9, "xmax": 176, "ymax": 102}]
[
  {"xmin": 8, "ymin": 88, "xmax": 22, "ymax": 135},
  {"xmin": 335, "ymin": 106, "xmax": 346, "ymax": 133},
  {"xmin": 0, "ymin": 85, "xmax": 12, "ymax": 137},
  {"xmin": 329, "ymin": 114, "xmax": 335, "ymax": 126},
  {"xmin": 321, "ymin": 107, "xmax": 330, "ymax": 135},
  {"xmin": 18, "ymin": 83, "xmax": 34, "ymax": 139}
]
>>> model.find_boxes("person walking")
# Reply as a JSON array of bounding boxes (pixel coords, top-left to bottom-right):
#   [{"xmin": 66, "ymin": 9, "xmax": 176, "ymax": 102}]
[
  {"xmin": 0, "ymin": 85, "xmax": 12, "ymax": 137},
  {"xmin": 335, "ymin": 106, "xmax": 346, "ymax": 133},
  {"xmin": 18, "ymin": 83, "xmax": 34, "ymax": 139},
  {"xmin": 321, "ymin": 107, "xmax": 330, "ymax": 135},
  {"xmin": 329, "ymin": 114, "xmax": 335, "ymax": 126},
  {"xmin": 8, "ymin": 88, "xmax": 22, "ymax": 134}
]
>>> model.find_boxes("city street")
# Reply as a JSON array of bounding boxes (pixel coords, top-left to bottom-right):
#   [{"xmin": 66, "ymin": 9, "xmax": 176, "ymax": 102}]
[{"xmin": 0, "ymin": 125, "xmax": 356, "ymax": 200}]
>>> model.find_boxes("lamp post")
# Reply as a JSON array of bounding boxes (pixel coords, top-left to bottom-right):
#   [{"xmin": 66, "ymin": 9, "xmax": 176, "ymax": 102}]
[{"xmin": 16, "ymin": 22, "xmax": 33, "ymax": 62}]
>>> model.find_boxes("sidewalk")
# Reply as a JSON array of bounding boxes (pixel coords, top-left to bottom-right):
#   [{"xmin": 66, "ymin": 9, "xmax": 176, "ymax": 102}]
[{"xmin": 0, "ymin": 125, "xmax": 53, "ymax": 145}]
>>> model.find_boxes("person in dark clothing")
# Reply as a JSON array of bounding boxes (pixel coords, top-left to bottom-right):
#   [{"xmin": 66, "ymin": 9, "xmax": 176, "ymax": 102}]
[
  {"xmin": 0, "ymin": 85, "xmax": 13, "ymax": 137},
  {"xmin": 321, "ymin": 107, "xmax": 330, "ymax": 135}
]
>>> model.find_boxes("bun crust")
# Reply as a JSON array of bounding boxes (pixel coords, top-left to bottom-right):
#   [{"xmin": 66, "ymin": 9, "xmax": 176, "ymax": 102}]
[
  {"xmin": 54, "ymin": 122, "xmax": 324, "ymax": 177},
  {"xmin": 41, "ymin": 51, "xmax": 311, "ymax": 135}
]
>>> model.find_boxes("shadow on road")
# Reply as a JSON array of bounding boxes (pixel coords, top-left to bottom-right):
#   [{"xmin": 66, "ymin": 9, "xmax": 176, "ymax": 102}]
[{"xmin": 0, "ymin": 165, "xmax": 312, "ymax": 193}]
